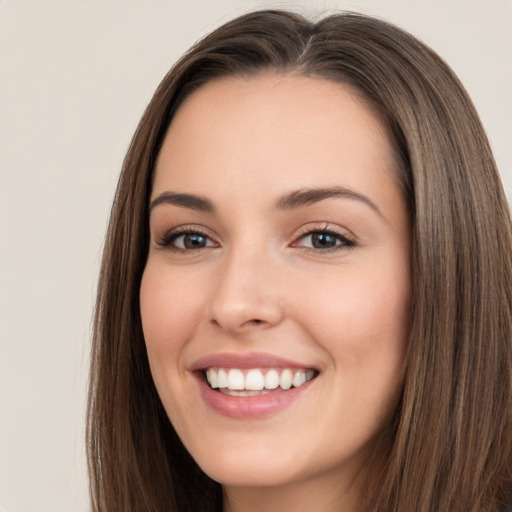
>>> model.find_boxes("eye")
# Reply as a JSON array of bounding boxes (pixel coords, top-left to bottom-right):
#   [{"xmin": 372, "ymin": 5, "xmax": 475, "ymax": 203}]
[
  {"xmin": 293, "ymin": 227, "xmax": 355, "ymax": 253},
  {"xmin": 157, "ymin": 228, "xmax": 217, "ymax": 251}
]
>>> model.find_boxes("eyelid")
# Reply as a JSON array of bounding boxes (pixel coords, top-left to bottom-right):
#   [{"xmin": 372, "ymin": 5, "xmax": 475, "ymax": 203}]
[
  {"xmin": 155, "ymin": 224, "xmax": 219, "ymax": 251},
  {"xmin": 290, "ymin": 223, "xmax": 357, "ymax": 252}
]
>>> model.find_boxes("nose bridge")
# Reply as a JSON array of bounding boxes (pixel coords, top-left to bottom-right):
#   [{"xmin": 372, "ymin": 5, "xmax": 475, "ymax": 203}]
[{"xmin": 208, "ymin": 237, "xmax": 283, "ymax": 332}]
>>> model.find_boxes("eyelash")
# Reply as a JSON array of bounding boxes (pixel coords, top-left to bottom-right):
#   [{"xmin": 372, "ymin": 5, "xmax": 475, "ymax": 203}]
[
  {"xmin": 156, "ymin": 224, "xmax": 356, "ymax": 254},
  {"xmin": 156, "ymin": 226, "xmax": 215, "ymax": 252},
  {"xmin": 293, "ymin": 225, "xmax": 356, "ymax": 253}
]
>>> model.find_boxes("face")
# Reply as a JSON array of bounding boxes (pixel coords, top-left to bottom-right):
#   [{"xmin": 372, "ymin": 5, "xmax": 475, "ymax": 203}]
[{"xmin": 140, "ymin": 74, "xmax": 411, "ymax": 504}]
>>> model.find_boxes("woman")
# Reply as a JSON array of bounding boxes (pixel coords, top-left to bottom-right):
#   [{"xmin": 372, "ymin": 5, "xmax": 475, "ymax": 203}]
[{"xmin": 87, "ymin": 10, "xmax": 512, "ymax": 512}]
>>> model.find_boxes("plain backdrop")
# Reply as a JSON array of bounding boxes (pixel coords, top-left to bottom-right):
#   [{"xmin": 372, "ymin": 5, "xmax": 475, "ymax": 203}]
[{"xmin": 0, "ymin": 1, "xmax": 510, "ymax": 511}]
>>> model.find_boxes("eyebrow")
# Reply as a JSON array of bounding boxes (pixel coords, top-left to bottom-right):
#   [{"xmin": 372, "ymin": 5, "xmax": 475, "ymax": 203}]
[
  {"xmin": 274, "ymin": 186, "xmax": 386, "ymax": 221},
  {"xmin": 149, "ymin": 186, "xmax": 386, "ymax": 221},
  {"xmin": 149, "ymin": 191, "xmax": 215, "ymax": 213}
]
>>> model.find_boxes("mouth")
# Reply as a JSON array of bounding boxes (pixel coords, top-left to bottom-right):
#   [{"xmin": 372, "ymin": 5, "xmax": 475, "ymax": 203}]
[
  {"xmin": 203, "ymin": 367, "xmax": 318, "ymax": 396},
  {"xmin": 191, "ymin": 353, "xmax": 320, "ymax": 417}
]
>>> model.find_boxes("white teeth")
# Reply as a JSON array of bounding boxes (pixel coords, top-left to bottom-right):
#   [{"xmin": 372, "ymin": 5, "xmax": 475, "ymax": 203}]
[
  {"xmin": 245, "ymin": 369, "xmax": 265, "ymax": 390},
  {"xmin": 264, "ymin": 369, "xmax": 280, "ymax": 389},
  {"xmin": 206, "ymin": 368, "xmax": 218, "ymax": 388},
  {"xmin": 222, "ymin": 389, "xmax": 270, "ymax": 397},
  {"xmin": 292, "ymin": 370, "xmax": 306, "ymax": 387},
  {"xmin": 280, "ymin": 369, "xmax": 293, "ymax": 390},
  {"xmin": 217, "ymin": 368, "xmax": 228, "ymax": 388},
  {"xmin": 205, "ymin": 367, "xmax": 315, "ymax": 391},
  {"xmin": 227, "ymin": 369, "xmax": 245, "ymax": 390}
]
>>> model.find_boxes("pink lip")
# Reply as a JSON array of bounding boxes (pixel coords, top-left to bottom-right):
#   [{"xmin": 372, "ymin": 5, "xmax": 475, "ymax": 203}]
[
  {"xmin": 194, "ymin": 375, "xmax": 316, "ymax": 419},
  {"xmin": 190, "ymin": 352, "xmax": 318, "ymax": 419},
  {"xmin": 190, "ymin": 352, "xmax": 315, "ymax": 371}
]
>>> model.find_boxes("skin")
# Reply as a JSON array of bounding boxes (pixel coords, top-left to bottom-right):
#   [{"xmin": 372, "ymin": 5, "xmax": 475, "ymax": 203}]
[{"xmin": 140, "ymin": 73, "xmax": 411, "ymax": 512}]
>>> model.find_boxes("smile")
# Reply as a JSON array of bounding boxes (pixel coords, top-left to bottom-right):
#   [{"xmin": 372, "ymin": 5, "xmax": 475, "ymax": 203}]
[
  {"xmin": 205, "ymin": 367, "xmax": 316, "ymax": 396},
  {"xmin": 191, "ymin": 353, "xmax": 320, "ymax": 418}
]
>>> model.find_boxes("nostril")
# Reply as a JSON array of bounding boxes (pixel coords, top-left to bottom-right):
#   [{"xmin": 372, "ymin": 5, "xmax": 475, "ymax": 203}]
[{"xmin": 238, "ymin": 318, "xmax": 266, "ymax": 329}]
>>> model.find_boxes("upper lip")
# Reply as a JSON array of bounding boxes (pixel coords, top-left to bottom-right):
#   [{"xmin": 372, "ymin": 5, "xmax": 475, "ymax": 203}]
[{"xmin": 190, "ymin": 352, "xmax": 317, "ymax": 371}]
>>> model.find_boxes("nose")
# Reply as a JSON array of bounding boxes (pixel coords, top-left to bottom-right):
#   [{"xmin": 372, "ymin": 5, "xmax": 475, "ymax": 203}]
[{"xmin": 207, "ymin": 247, "xmax": 284, "ymax": 334}]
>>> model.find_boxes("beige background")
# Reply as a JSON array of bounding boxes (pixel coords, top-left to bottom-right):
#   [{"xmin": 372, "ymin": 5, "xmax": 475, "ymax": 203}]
[{"xmin": 1, "ymin": 1, "xmax": 510, "ymax": 511}]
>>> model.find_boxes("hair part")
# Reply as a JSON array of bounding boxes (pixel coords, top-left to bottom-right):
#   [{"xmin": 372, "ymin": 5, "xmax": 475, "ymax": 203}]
[{"xmin": 87, "ymin": 9, "xmax": 512, "ymax": 512}]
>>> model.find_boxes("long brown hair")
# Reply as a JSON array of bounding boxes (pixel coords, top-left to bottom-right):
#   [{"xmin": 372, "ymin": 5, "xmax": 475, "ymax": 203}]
[{"xmin": 87, "ymin": 10, "xmax": 512, "ymax": 512}]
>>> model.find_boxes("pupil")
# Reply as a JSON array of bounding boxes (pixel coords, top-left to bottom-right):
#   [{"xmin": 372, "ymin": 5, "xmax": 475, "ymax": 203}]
[
  {"xmin": 312, "ymin": 233, "xmax": 337, "ymax": 248},
  {"xmin": 184, "ymin": 234, "xmax": 206, "ymax": 249}
]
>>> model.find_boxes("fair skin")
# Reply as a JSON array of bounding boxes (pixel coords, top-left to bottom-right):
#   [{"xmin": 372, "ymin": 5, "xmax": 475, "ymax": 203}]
[{"xmin": 140, "ymin": 73, "xmax": 411, "ymax": 512}]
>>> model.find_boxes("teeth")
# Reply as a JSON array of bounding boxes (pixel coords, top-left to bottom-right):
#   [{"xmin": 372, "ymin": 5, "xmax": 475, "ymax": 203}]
[
  {"xmin": 280, "ymin": 369, "xmax": 293, "ymax": 390},
  {"xmin": 208, "ymin": 369, "xmax": 218, "ymax": 388},
  {"xmin": 264, "ymin": 369, "xmax": 280, "ymax": 389},
  {"xmin": 292, "ymin": 370, "xmax": 306, "ymax": 387},
  {"xmin": 205, "ymin": 367, "xmax": 315, "ymax": 392},
  {"xmin": 227, "ymin": 369, "xmax": 244, "ymax": 390},
  {"xmin": 222, "ymin": 389, "xmax": 271, "ymax": 397},
  {"xmin": 217, "ymin": 368, "xmax": 228, "ymax": 388},
  {"xmin": 245, "ymin": 369, "xmax": 265, "ymax": 390}
]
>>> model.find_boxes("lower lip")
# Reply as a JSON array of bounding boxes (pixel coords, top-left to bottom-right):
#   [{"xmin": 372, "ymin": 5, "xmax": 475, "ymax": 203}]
[{"xmin": 195, "ymin": 373, "xmax": 315, "ymax": 419}]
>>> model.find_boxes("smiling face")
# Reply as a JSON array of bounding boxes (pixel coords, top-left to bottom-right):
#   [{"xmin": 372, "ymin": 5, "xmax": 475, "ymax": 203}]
[{"xmin": 140, "ymin": 73, "xmax": 411, "ymax": 508}]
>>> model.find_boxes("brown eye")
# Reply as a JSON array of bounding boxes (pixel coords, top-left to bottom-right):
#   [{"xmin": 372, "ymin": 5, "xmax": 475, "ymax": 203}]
[{"xmin": 180, "ymin": 233, "xmax": 208, "ymax": 249}]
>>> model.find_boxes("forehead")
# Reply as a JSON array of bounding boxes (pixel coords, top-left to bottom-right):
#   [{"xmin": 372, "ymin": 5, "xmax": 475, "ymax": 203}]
[
  {"xmin": 153, "ymin": 73, "xmax": 401, "ymax": 217},
  {"xmin": 163, "ymin": 73, "xmax": 391, "ymax": 157}
]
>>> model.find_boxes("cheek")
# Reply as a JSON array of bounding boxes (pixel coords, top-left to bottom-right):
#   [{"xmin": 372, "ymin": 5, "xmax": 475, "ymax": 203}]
[
  {"xmin": 139, "ymin": 264, "xmax": 208, "ymax": 426},
  {"xmin": 298, "ymin": 267, "xmax": 409, "ymax": 331},
  {"xmin": 139, "ymin": 265, "xmax": 204, "ymax": 359},
  {"xmin": 293, "ymin": 264, "xmax": 410, "ymax": 380}
]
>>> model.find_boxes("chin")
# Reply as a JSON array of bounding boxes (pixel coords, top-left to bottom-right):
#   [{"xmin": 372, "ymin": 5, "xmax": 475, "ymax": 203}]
[
  {"xmin": 202, "ymin": 461, "xmax": 300, "ymax": 489},
  {"xmin": 187, "ymin": 440, "xmax": 306, "ymax": 488}
]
